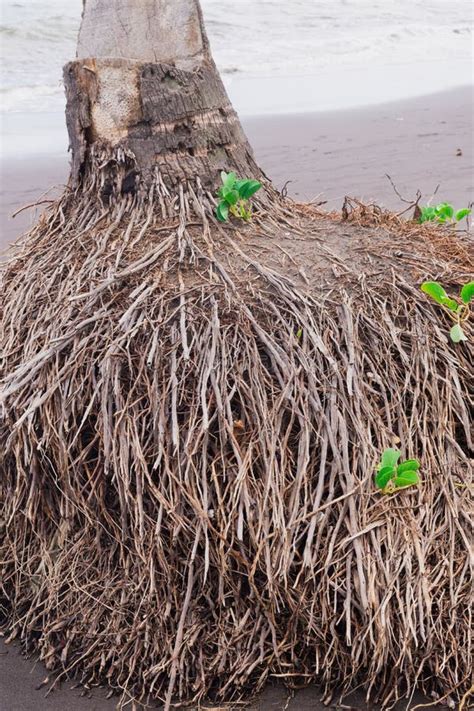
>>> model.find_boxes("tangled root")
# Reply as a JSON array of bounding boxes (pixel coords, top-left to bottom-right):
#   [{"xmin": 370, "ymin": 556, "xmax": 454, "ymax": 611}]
[{"xmin": 1, "ymin": 179, "xmax": 472, "ymax": 709}]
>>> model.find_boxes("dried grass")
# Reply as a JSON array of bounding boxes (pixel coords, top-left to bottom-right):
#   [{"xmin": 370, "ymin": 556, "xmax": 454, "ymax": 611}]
[{"xmin": 0, "ymin": 168, "xmax": 473, "ymax": 710}]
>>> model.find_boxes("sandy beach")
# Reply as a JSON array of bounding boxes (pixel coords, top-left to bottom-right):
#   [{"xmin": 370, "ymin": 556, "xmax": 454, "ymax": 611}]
[{"xmin": 1, "ymin": 85, "xmax": 473, "ymax": 251}]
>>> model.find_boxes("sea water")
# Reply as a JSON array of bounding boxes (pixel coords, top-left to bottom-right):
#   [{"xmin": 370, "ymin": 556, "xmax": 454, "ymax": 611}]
[{"xmin": 0, "ymin": 0, "xmax": 472, "ymax": 116}]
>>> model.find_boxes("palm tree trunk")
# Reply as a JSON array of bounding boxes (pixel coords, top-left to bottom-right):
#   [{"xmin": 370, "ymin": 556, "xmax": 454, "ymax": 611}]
[{"xmin": 65, "ymin": 0, "xmax": 260, "ymax": 197}]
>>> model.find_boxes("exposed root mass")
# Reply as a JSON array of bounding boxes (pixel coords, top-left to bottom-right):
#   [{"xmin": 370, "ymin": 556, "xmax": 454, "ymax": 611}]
[{"xmin": 1, "ymin": 179, "xmax": 472, "ymax": 709}]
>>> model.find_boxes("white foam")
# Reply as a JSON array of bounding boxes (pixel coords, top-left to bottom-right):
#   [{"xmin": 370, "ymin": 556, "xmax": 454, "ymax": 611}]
[{"xmin": 1, "ymin": 0, "xmax": 473, "ymax": 115}]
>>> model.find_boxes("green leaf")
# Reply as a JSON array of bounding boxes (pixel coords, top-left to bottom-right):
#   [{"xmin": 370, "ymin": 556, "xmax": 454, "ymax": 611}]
[
  {"xmin": 238, "ymin": 180, "xmax": 262, "ymax": 200},
  {"xmin": 379, "ymin": 448, "xmax": 401, "ymax": 470},
  {"xmin": 460, "ymin": 281, "xmax": 474, "ymax": 304},
  {"xmin": 221, "ymin": 171, "xmax": 236, "ymax": 190},
  {"xmin": 419, "ymin": 207, "xmax": 436, "ymax": 223},
  {"xmin": 296, "ymin": 328, "xmax": 303, "ymax": 340},
  {"xmin": 375, "ymin": 466, "xmax": 396, "ymax": 490},
  {"xmin": 455, "ymin": 208, "xmax": 471, "ymax": 222},
  {"xmin": 223, "ymin": 189, "xmax": 240, "ymax": 206},
  {"xmin": 397, "ymin": 460, "xmax": 420, "ymax": 475},
  {"xmin": 435, "ymin": 203, "xmax": 454, "ymax": 219},
  {"xmin": 393, "ymin": 471, "xmax": 420, "ymax": 488},
  {"xmin": 450, "ymin": 324, "xmax": 467, "ymax": 343},
  {"xmin": 216, "ymin": 202, "xmax": 229, "ymax": 223},
  {"xmin": 421, "ymin": 282, "xmax": 459, "ymax": 312}
]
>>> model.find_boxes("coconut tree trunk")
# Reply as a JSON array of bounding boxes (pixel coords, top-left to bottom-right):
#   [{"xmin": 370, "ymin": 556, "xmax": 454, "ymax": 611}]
[{"xmin": 65, "ymin": 0, "xmax": 260, "ymax": 198}]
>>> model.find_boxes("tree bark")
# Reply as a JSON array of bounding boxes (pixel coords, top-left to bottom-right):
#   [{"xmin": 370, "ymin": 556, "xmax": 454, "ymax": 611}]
[{"xmin": 65, "ymin": 0, "xmax": 261, "ymax": 199}]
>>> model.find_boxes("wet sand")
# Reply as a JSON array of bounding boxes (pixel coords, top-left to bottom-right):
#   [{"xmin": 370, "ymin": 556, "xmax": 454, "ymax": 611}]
[
  {"xmin": 1, "ymin": 86, "xmax": 473, "ymax": 250},
  {"xmin": 1, "ymin": 86, "xmax": 471, "ymax": 709}
]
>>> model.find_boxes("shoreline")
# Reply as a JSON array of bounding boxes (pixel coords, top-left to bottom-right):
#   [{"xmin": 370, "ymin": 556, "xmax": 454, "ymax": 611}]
[
  {"xmin": 2, "ymin": 55, "xmax": 472, "ymax": 118},
  {"xmin": 225, "ymin": 60, "xmax": 473, "ymax": 117},
  {"xmin": 1, "ymin": 86, "xmax": 472, "ymax": 250}
]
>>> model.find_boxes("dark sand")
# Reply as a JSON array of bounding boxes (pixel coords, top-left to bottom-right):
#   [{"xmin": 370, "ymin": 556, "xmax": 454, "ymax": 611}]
[
  {"xmin": 1, "ymin": 86, "xmax": 473, "ymax": 249},
  {"xmin": 244, "ymin": 85, "xmax": 473, "ymax": 210},
  {"xmin": 1, "ymin": 87, "xmax": 471, "ymax": 710},
  {"xmin": 0, "ymin": 639, "xmax": 446, "ymax": 711}
]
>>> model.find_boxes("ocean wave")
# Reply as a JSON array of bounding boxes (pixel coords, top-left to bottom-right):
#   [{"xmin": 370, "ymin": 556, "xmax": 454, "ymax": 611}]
[
  {"xmin": 1, "ymin": 0, "xmax": 472, "ymax": 114},
  {"xmin": 0, "ymin": 84, "xmax": 63, "ymax": 113}
]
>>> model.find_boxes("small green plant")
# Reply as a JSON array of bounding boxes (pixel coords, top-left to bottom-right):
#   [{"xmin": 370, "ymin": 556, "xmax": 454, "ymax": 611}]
[
  {"xmin": 216, "ymin": 171, "xmax": 262, "ymax": 223},
  {"xmin": 421, "ymin": 280, "xmax": 473, "ymax": 343},
  {"xmin": 375, "ymin": 449, "xmax": 421, "ymax": 495},
  {"xmin": 418, "ymin": 202, "xmax": 471, "ymax": 225}
]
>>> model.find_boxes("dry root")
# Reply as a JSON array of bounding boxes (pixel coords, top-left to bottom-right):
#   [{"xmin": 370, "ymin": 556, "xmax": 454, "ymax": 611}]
[{"xmin": 1, "ymin": 176, "xmax": 473, "ymax": 710}]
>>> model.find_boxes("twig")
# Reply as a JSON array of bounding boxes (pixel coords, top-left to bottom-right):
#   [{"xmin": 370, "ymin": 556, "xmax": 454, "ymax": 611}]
[{"xmin": 11, "ymin": 199, "xmax": 56, "ymax": 218}]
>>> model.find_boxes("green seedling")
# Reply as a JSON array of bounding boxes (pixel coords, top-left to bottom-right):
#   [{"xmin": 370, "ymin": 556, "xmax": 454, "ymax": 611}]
[
  {"xmin": 421, "ymin": 280, "xmax": 473, "ymax": 343},
  {"xmin": 375, "ymin": 449, "xmax": 421, "ymax": 495},
  {"xmin": 216, "ymin": 171, "xmax": 262, "ymax": 223},
  {"xmin": 419, "ymin": 202, "xmax": 471, "ymax": 225}
]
